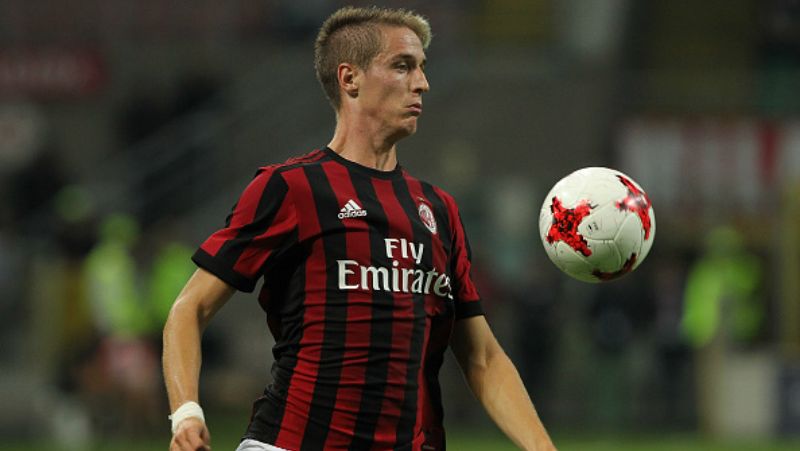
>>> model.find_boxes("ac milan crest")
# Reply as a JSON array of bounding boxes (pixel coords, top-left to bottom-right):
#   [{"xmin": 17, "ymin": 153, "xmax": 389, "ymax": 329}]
[{"xmin": 418, "ymin": 203, "xmax": 437, "ymax": 234}]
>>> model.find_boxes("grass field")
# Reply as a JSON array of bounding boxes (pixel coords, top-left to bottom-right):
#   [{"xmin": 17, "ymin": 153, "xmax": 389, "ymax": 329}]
[
  {"xmin": 6, "ymin": 429, "xmax": 800, "ymax": 451},
  {"xmin": 5, "ymin": 411, "xmax": 799, "ymax": 451}
]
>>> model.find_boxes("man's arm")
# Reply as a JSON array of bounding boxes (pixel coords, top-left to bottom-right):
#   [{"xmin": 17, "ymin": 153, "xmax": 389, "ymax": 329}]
[
  {"xmin": 451, "ymin": 315, "xmax": 556, "ymax": 451},
  {"xmin": 163, "ymin": 268, "xmax": 236, "ymax": 451}
]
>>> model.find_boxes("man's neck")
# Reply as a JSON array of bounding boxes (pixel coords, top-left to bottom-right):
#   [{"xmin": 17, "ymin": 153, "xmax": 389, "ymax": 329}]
[{"xmin": 327, "ymin": 115, "xmax": 400, "ymax": 172}]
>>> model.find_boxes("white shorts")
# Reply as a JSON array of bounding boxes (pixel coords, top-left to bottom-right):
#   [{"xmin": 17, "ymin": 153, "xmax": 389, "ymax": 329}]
[{"xmin": 235, "ymin": 439, "xmax": 289, "ymax": 451}]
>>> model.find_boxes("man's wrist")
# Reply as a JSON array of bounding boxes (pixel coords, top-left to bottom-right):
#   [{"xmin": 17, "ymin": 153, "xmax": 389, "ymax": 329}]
[{"xmin": 169, "ymin": 401, "xmax": 205, "ymax": 433}]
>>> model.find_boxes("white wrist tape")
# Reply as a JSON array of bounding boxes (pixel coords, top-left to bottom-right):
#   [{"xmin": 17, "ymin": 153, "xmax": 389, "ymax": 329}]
[{"xmin": 169, "ymin": 401, "xmax": 205, "ymax": 433}]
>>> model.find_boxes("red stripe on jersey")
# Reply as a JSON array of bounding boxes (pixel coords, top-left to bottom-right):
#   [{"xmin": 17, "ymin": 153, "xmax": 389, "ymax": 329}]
[
  {"xmin": 319, "ymin": 162, "xmax": 370, "ymax": 449},
  {"xmin": 201, "ymin": 167, "xmax": 276, "ymax": 256},
  {"xmin": 283, "ymin": 166, "xmax": 317, "ymax": 242},
  {"xmin": 283, "ymin": 148, "xmax": 325, "ymax": 167},
  {"xmin": 274, "ymin": 169, "xmax": 323, "ymax": 451},
  {"xmin": 369, "ymin": 178, "xmax": 417, "ymax": 447},
  {"xmin": 200, "ymin": 149, "xmax": 324, "ymax": 259},
  {"xmin": 232, "ymin": 188, "xmax": 296, "ymax": 276}
]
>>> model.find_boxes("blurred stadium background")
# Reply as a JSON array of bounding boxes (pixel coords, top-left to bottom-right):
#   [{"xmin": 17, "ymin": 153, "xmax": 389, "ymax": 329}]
[{"xmin": 2, "ymin": 0, "xmax": 800, "ymax": 449}]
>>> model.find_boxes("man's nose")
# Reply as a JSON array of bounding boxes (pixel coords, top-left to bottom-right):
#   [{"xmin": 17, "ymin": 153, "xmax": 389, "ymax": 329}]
[{"xmin": 414, "ymin": 68, "xmax": 430, "ymax": 93}]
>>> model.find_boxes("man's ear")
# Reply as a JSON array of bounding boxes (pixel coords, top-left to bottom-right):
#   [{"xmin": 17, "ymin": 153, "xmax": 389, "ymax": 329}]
[{"xmin": 338, "ymin": 63, "xmax": 360, "ymax": 99}]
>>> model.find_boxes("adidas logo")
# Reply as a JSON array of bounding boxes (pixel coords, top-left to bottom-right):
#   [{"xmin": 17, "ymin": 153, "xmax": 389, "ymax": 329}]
[{"xmin": 338, "ymin": 199, "xmax": 368, "ymax": 219}]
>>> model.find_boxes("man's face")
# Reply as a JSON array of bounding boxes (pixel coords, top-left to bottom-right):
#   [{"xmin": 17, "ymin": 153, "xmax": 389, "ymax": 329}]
[{"xmin": 356, "ymin": 25, "xmax": 430, "ymax": 139}]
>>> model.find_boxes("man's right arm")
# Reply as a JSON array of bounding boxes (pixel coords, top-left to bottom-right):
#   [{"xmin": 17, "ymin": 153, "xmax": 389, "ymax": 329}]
[{"xmin": 163, "ymin": 267, "xmax": 236, "ymax": 451}]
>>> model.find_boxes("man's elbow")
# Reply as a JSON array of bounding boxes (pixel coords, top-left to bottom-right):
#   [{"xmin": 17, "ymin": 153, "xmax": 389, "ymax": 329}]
[{"xmin": 164, "ymin": 294, "xmax": 204, "ymax": 334}]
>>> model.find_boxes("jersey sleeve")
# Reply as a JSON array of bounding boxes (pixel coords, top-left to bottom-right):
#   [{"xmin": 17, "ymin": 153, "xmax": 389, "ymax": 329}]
[
  {"xmin": 192, "ymin": 167, "xmax": 297, "ymax": 293},
  {"xmin": 447, "ymin": 199, "xmax": 484, "ymax": 319}
]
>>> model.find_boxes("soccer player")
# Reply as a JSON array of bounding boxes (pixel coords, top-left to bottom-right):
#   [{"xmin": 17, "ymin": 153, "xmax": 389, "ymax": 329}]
[{"xmin": 163, "ymin": 6, "xmax": 556, "ymax": 451}]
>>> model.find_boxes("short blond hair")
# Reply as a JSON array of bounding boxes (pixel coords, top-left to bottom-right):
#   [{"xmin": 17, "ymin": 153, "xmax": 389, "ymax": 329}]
[{"xmin": 314, "ymin": 6, "xmax": 432, "ymax": 110}]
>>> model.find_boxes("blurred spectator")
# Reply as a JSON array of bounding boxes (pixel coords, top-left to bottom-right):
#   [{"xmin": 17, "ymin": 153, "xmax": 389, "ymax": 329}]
[
  {"xmin": 681, "ymin": 225, "xmax": 766, "ymax": 437},
  {"xmin": 85, "ymin": 214, "xmax": 147, "ymax": 338},
  {"xmin": 51, "ymin": 185, "xmax": 99, "ymax": 391},
  {"xmin": 24, "ymin": 184, "xmax": 98, "ymax": 446},
  {"xmin": 681, "ymin": 226, "xmax": 764, "ymax": 348},
  {"xmin": 81, "ymin": 213, "xmax": 160, "ymax": 436}
]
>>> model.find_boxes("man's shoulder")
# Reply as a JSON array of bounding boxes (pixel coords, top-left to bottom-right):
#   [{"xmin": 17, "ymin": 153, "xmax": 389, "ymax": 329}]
[
  {"xmin": 257, "ymin": 149, "xmax": 328, "ymax": 175},
  {"xmin": 401, "ymin": 169, "xmax": 457, "ymax": 206}
]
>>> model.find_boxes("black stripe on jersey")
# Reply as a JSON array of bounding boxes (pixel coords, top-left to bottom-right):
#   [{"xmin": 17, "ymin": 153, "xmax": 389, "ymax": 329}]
[
  {"xmin": 215, "ymin": 170, "xmax": 289, "ymax": 272},
  {"xmin": 256, "ymin": 227, "xmax": 307, "ymax": 445},
  {"xmin": 200, "ymin": 151, "xmax": 328, "ymax": 292},
  {"xmin": 455, "ymin": 298, "xmax": 484, "ymax": 319},
  {"xmin": 348, "ymin": 171, "xmax": 395, "ymax": 451},
  {"xmin": 192, "ymin": 248, "xmax": 255, "ymax": 292},
  {"xmin": 195, "ymin": 168, "xmax": 292, "ymax": 293},
  {"xmin": 300, "ymin": 164, "xmax": 346, "ymax": 451},
  {"xmin": 392, "ymin": 178, "xmax": 431, "ymax": 449}
]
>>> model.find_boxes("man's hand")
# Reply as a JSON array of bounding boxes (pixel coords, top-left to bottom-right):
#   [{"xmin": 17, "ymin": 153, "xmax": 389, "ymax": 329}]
[
  {"xmin": 170, "ymin": 417, "xmax": 211, "ymax": 451},
  {"xmin": 451, "ymin": 316, "xmax": 556, "ymax": 451},
  {"xmin": 164, "ymin": 269, "xmax": 234, "ymax": 450}
]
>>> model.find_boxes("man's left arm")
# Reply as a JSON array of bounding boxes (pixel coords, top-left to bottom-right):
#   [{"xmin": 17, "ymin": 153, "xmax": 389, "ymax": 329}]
[{"xmin": 451, "ymin": 315, "xmax": 556, "ymax": 451}]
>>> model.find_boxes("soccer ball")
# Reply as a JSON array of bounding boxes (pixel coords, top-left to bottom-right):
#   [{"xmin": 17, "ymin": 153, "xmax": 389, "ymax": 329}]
[{"xmin": 538, "ymin": 167, "xmax": 655, "ymax": 282}]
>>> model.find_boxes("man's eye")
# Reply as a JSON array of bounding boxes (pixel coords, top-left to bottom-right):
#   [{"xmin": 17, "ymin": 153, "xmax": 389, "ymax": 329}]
[{"xmin": 395, "ymin": 63, "xmax": 409, "ymax": 70}]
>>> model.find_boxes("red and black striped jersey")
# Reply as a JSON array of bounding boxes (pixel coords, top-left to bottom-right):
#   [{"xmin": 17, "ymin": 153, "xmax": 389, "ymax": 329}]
[{"xmin": 193, "ymin": 147, "xmax": 483, "ymax": 451}]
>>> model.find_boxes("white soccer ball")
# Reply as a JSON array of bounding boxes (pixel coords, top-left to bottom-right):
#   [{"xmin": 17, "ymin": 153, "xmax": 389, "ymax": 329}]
[{"xmin": 539, "ymin": 167, "xmax": 656, "ymax": 283}]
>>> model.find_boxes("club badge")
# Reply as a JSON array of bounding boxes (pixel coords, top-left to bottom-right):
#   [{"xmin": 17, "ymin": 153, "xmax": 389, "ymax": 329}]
[{"xmin": 418, "ymin": 202, "xmax": 437, "ymax": 235}]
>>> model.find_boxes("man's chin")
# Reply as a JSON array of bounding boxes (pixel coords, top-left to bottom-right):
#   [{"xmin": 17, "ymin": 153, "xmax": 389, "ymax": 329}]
[
  {"xmin": 402, "ymin": 117, "xmax": 419, "ymax": 135},
  {"xmin": 388, "ymin": 122, "xmax": 418, "ymax": 142}
]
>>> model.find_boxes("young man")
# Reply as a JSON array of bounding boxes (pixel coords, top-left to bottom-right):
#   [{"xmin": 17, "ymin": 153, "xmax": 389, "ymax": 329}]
[{"xmin": 163, "ymin": 6, "xmax": 556, "ymax": 451}]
